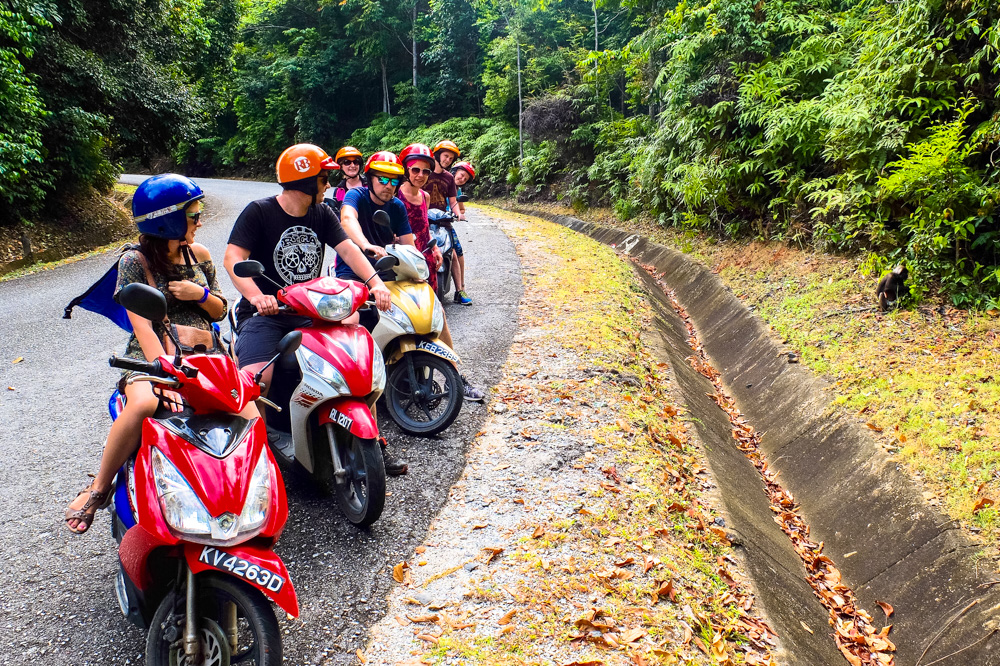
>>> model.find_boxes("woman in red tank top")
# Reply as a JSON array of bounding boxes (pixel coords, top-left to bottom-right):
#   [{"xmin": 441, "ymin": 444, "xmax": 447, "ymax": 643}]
[{"xmin": 398, "ymin": 150, "xmax": 442, "ymax": 290}]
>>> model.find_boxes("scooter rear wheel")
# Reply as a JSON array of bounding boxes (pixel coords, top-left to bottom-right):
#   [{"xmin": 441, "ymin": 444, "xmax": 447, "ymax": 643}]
[
  {"xmin": 385, "ymin": 351, "xmax": 463, "ymax": 436},
  {"xmin": 146, "ymin": 573, "xmax": 281, "ymax": 666}
]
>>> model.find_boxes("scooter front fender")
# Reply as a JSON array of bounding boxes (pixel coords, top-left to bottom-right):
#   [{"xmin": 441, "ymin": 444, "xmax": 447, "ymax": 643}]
[
  {"xmin": 318, "ymin": 397, "xmax": 379, "ymax": 439},
  {"xmin": 119, "ymin": 524, "xmax": 173, "ymax": 591},
  {"xmin": 184, "ymin": 542, "xmax": 299, "ymax": 618}
]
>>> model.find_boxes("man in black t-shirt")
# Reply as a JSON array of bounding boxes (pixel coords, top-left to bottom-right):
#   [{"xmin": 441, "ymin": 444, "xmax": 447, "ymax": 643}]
[{"xmin": 224, "ymin": 144, "xmax": 406, "ymax": 474}]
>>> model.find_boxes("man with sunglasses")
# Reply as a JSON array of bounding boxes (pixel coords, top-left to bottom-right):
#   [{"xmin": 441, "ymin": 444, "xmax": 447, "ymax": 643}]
[
  {"xmin": 224, "ymin": 144, "xmax": 402, "ymax": 471},
  {"xmin": 335, "ymin": 151, "xmax": 414, "ymax": 274}
]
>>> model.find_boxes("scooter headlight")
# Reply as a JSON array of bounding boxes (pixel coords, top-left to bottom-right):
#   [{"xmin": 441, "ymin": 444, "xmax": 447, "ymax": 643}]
[
  {"xmin": 238, "ymin": 450, "xmax": 272, "ymax": 531},
  {"xmin": 307, "ymin": 289, "xmax": 353, "ymax": 321},
  {"xmin": 298, "ymin": 346, "xmax": 351, "ymax": 395},
  {"xmin": 152, "ymin": 447, "xmax": 212, "ymax": 537},
  {"xmin": 152, "ymin": 447, "xmax": 271, "ymax": 546},
  {"xmin": 371, "ymin": 345, "xmax": 386, "ymax": 393},
  {"xmin": 382, "ymin": 303, "xmax": 415, "ymax": 334},
  {"xmin": 431, "ymin": 296, "xmax": 445, "ymax": 334}
]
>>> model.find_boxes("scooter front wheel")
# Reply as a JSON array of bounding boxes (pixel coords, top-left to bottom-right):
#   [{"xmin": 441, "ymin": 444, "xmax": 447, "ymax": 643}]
[
  {"xmin": 146, "ymin": 573, "xmax": 281, "ymax": 666},
  {"xmin": 385, "ymin": 351, "xmax": 463, "ymax": 436},
  {"xmin": 327, "ymin": 430, "xmax": 386, "ymax": 527}
]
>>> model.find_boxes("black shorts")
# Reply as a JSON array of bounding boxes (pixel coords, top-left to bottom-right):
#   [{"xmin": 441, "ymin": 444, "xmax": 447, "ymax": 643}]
[{"xmin": 234, "ymin": 314, "xmax": 310, "ymax": 368}]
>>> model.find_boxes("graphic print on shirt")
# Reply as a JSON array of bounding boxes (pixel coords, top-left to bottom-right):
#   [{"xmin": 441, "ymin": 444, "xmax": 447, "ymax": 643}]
[{"xmin": 274, "ymin": 225, "xmax": 322, "ymax": 284}]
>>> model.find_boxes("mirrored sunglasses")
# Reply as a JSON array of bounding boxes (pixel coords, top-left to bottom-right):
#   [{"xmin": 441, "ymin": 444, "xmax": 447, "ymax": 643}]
[
  {"xmin": 185, "ymin": 211, "xmax": 202, "ymax": 223},
  {"xmin": 374, "ymin": 175, "xmax": 401, "ymax": 187}
]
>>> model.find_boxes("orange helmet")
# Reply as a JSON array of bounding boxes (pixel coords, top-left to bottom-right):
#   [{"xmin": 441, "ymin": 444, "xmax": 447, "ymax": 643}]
[
  {"xmin": 399, "ymin": 143, "xmax": 434, "ymax": 169},
  {"xmin": 453, "ymin": 161, "xmax": 476, "ymax": 181},
  {"xmin": 276, "ymin": 144, "xmax": 338, "ymax": 185},
  {"xmin": 432, "ymin": 140, "xmax": 460, "ymax": 159},
  {"xmin": 364, "ymin": 151, "xmax": 405, "ymax": 177},
  {"xmin": 335, "ymin": 146, "xmax": 363, "ymax": 164}
]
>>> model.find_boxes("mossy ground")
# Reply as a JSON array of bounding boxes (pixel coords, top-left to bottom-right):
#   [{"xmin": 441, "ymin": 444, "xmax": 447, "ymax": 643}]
[{"xmin": 499, "ymin": 201, "xmax": 1000, "ymax": 560}]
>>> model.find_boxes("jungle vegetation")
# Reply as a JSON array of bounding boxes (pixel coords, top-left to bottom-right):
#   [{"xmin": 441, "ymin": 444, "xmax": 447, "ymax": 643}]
[{"xmin": 1, "ymin": 0, "xmax": 999, "ymax": 304}]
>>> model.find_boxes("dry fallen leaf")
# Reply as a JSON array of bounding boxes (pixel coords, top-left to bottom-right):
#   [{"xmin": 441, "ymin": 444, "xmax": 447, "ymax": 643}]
[
  {"xmin": 498, "ymin": 609, "xmax": 517, "ymax": 625},
  {"xmin": 620, "ymin": 627, "xmax": 646, "ymax": 643},
  {"xmin": 876, "ymin": 600, "xmax": 894, "ymax": 618},
  {"xmin": 392, "ymin": 561, "xmax": 410, "ymax": 583},
  {"xmin": 406, "ymin": 613, "xmax": 440, "ymax": 623},
  {"xmin": 472, "ymin": 523, "xmax": 488, "ymax": 530},
  {"xmin": 531, "ymin": 526, "xmax": 545, "ymax": 539},
  {"xmin": 866, "ymin": 422, "xmax": 883, "ymax": 433},
  {"xmin": 356, "ymin": 649, "xmax": 366, "ymax": 663},
  {"xmin": 974, "ymin": 497, "xmax": 995, "ymax": 512},
  {"xmin": 12, "ymin": 357, "xmax": 23, "ymax": 364},
  {"xmin": 800, "ymin": 621, "xmax": 813, "ymax": 634},
  {"xmin": 481, "ymin": 546, "xmax": 504, "ymax": 564},
  {"xmin": 415, "ymin": 546, "xmax": 426, "ymax": 554}
]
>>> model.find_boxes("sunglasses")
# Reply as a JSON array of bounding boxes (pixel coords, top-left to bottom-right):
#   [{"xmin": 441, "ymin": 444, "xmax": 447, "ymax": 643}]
[
  {"xmin": 185, "ymin": 211, "xmax": 202, "ymax": 223},
  {"xmin": 408, "ymin": 166, "xmax": 432, "ymax": 176},
  {"xmin": 373, "ymin": 175, "xmax": 402, "ymax": 187},
  {"xmin": 340, "ymin": 159, "xmax": 362, "ymax": 166},
  {"xmin": 317, "ymin": 175, "xmax": 329, "ymax": 186}
]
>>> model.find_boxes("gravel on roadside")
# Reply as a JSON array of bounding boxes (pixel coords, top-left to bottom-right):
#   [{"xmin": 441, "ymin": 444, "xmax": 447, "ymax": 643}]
[{"xmin": 360, "ymin": 208, "xmax": 779, "ymax": 666}]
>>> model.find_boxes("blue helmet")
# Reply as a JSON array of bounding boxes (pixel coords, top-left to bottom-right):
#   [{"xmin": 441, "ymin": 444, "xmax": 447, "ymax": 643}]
[{"xmin": 132, "ymin": 174, "xmax": 205, "ymax": 239}]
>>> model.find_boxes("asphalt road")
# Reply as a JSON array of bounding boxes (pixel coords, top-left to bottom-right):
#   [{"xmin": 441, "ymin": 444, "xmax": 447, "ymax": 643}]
[{"xmin": 0, "ymin": 177, "xmax": 522, "ymax": 665}]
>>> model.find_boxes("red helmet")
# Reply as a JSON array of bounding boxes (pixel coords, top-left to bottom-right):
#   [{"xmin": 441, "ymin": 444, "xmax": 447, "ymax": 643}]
[
  {"xmin": 399, "ymin": 143, "xmax": 434, "ymax": 169},
  {"xmin": 453, "ymin": 161, "xmax": 476, "ymax": 182},
  {"xmin": 364, "ymin": 151, "xmax": 404, "ymax": 177}
]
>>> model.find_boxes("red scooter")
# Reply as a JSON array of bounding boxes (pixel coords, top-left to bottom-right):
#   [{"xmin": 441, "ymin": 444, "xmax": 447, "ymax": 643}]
[
  {"xmin": 109, "ymin": 283, "xmax": 299, "ymax": 665},
  {"xmin": 229, "ymin": 259, "xmax": 389, "ymax": 527}
]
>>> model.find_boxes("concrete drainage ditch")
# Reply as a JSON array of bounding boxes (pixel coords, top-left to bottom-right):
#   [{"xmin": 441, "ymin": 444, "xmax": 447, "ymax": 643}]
[{"xmin": 510, "ymin": 209, "xmax": 1000, "ymax": 666}]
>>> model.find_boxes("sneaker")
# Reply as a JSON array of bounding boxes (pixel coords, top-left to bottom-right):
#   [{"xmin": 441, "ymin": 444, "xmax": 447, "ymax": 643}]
[
  {"xmin": 379, "ymin": 437, "xmax": 408, "ymax": 476},
  {"xmin": 461, "ymin": 375, "xmax": 485, "ymax": 402},
  {"xmin": 454, "ymin": 290, "xmax": 472, "ymax": 305}
]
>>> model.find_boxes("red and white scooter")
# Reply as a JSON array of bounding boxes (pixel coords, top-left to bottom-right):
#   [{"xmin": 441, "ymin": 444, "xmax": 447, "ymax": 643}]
[
  {"xmin": 108, "ymin": 283, "xmax": 299, "ymax": 666},
  {"xmin": 229, "ymin": 259, "xmax": 389, "ymax": 527}
]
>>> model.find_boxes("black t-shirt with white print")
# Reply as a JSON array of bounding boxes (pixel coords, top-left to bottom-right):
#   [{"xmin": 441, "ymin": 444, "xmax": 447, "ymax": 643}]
[{"xmin": 228, "ymin": 196, "xmax": 350, "ymax": 322}]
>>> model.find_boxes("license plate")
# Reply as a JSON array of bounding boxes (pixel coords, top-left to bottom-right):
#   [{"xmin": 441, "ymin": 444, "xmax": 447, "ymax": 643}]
[
  {"xmin": 198, "ymin": 546, "xmax": 285, "ymax": 593},
  {"xmin": 416, "ymin": 340, "xmax": 459, "ymax": 362}
]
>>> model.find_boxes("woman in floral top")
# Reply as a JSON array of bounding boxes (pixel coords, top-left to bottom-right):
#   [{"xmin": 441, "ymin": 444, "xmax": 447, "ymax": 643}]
[{"xmin": 66, "ymin": 175, "xmax": 229, "ymax": 534}]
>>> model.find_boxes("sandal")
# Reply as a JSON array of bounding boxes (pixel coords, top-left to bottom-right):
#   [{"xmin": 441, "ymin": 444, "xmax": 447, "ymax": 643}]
[{"xmin": 65, "ymin": 483, "xmax": 110, "ymax": 534}]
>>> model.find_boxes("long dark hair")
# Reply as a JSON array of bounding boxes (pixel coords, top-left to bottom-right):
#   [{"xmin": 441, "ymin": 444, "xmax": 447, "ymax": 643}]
[{"xmin": 138, "ymin": 235, "xmax": 179, "ymax": 281}]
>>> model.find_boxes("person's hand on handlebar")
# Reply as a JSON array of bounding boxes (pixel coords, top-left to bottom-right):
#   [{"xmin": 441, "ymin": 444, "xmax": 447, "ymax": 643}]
[
  {"xmin": 154, "ymin": 387, "xmax": 185, "ymax": 413},
  {"xmin": 432, "ymin": 245, "xmax": 443, "ymax": 270},
  {"xmin": 364, "ymin": 244, "xmax": 388, "ymax": 259},
  {"xmin": 250, "ymin": 294, "xmax": 280, "ymax": 315},
  {"xmin": 370, "ymin": 283, "xmax": 392, "ymax": 311}
]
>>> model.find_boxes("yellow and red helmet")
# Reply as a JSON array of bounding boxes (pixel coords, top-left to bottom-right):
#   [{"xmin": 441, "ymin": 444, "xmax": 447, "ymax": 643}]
[
  {"xmin": 276, "ymin": 144, "xmax": 338, "ymax": 184},
  {"xmin": 399, "ymin": 143, "xmax": 434, "ymax": 169},
  {"xmin": 432, "ymin": 140, "xmax": 460, "ymax": 159},
  {"xmin": 335, "ymin": 146, "xmax": 363, "ymax": 164},
  {"xmin": 453, "ymin": 161, "xmax": 476, "ymax": 182},
  {"xmin": 364, "ymin": 151, "xmax": 405, "ymax": 177}
]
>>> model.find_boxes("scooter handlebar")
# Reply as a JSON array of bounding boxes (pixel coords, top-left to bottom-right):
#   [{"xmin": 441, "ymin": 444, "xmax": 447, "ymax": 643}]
[{"xmin": 109, "ymin": 355, "xmax": 162, "ymax": 375}]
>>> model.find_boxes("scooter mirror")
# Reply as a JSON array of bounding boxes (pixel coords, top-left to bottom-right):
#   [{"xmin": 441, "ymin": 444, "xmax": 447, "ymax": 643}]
[
  {"xmin": 118, "ymin": 283, "xmax": 167, "ymax": 322},
  {"xmin": 424, "ymin": 239, "xmax": 437, "ymax": 252},
  {"xmin": 233, "ymin": 260, "xmax": 265, "ymax": 278},
  {"xmin": 374, "ymin": 256, "xmax": 398, "ymax": 272},
  {"xmin": 372, "ymin": 209, "xmax": 391, "ymax": 228},
  {"xmin": 277, "ymin": 331, "xmax": 302, "ymax": 356},
  {"xmin": 456, "ymin": 195, "xmax": 470, "ymax": 203}
]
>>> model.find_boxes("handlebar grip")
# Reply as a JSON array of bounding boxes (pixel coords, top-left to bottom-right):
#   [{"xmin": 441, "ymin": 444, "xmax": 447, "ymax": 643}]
[{"xmin": 109, "ymin": 355, "xmax": 161, "ymax": 375}]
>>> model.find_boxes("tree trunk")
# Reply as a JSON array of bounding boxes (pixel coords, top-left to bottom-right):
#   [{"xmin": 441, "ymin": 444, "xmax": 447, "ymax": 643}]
[
  {"xmin": 412, "ymin": 3, "xmax": 418, "ymax": 87},
  {"xmin": 382, "ymin": 58, "xmax": 390, "ymax": 115},
  {"xmin": 516, "ymin": 37, "xmax": 523, "ymax": 165},
  {"xmin": 593, "ymin": 0, "xmax": 598, "ymax": 51}
]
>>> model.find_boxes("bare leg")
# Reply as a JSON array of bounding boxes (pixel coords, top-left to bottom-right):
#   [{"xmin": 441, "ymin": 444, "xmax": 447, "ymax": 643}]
[
  {"xmin": 451, "ymin": 252, "xmax": 465, "ymax": 292},
  {"xmin": 66, "ymin": 381, "xmax": 159, "ymax": 532}
]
